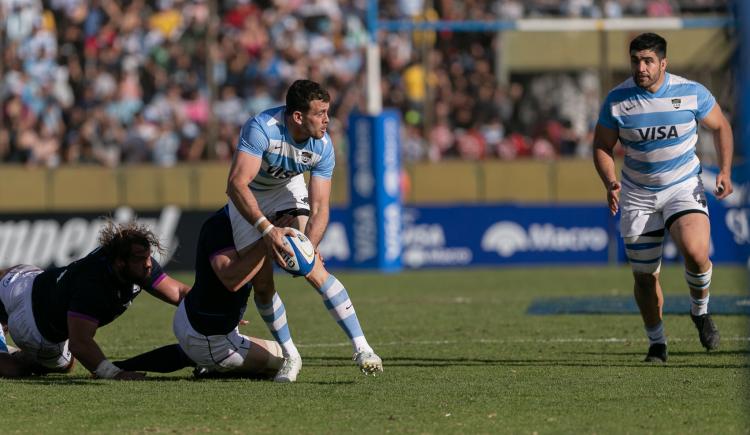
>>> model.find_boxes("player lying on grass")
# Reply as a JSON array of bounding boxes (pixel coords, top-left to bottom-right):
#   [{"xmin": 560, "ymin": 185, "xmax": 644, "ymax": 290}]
[
  {"xmin": 116, "ymin": 208, "xmax": 384, "ymax": 380},
  {"xmin": 113, "ymin": 206, "xmax": 298, "ymax": 379},
  {"xmin": 0, "ymin": 221, "xmax": 190, "ymax": 379}
]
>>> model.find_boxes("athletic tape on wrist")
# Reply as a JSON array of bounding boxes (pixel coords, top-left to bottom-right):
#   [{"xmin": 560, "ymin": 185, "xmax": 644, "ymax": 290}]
[
  {"xmin": 261, "ymin": 224, "xmax": 275, "ymax": 237},
  {"xmin": 95, "ymin": 359, "xmax": 123, "ymax": 379},
  {"xmin": 253, "ymin": 216, "xmax": 268, "ymax": 229}
]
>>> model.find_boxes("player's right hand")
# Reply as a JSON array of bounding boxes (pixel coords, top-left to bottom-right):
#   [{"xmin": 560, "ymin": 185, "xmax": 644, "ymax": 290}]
[
  {"xmin": 263, "ymin": 226, "xmax": 296, "ymax": 268},
  {"xmin": 607, "ymin": 180, "xmax": 621, "ymax": 216},
  {"xmin": 114, "ymin": 370, "xmax": 147, "ymax": 381}
]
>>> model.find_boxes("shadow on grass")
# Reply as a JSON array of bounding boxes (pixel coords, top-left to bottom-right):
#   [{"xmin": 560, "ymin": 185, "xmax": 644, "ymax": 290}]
[
  {"xmin": 577, "ymin": 349, "xmax": 750, "ymax": 357},
  {"xmin": 1, "ymin": 374, "xmax": 361, "ymax": 385},
  {"xmin": 303, "ymin": 355, "xmax": 750, "ymax": 369}
]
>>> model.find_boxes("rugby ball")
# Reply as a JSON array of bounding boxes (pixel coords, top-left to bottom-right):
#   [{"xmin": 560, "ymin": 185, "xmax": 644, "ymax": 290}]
[{"xmin": 280, "ymin": 228, "xmax": 316, "ymax": 276}]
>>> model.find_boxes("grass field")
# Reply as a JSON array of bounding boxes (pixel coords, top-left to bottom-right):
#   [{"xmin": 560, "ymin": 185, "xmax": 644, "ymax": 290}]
[{"xmin": 2, "ymin": 265, "xmax": 748, "ymax": 434}]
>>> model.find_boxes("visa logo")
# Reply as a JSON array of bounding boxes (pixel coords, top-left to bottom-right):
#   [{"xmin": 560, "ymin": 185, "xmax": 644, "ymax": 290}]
[{"xmin": 637, "ymin": 126, "xmax": 678, "ymax": 140}]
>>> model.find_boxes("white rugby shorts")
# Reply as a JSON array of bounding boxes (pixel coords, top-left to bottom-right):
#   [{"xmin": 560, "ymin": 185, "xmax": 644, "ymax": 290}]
[
  {"xmin": 0, "ymin": 265, "xmax": 73, "ymax": 369},
  {"xmin": 619, "ymin": 175, "xmax": 709, "ymax": 237},
  {"xmin": 228, "ymin": 174, "xmax": 310, "ymax": 251},
  {"xmin": 172, "ymin": 301, "xmax": 251, "ymax": 372}
]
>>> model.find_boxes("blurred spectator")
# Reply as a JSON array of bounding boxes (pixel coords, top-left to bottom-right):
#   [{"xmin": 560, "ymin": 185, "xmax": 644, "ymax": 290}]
[{"xmin": 0, "ymin": 0, "xmax": 732, "ymax": 167}]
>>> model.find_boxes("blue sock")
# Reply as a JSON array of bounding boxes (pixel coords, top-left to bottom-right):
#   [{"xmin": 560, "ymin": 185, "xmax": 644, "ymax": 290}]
[
  {"xmin": 256, "ymin": 292, "xmax": 299, "ymax": 358},
  {"xmin": 316, "ymin": 275, "xmax": 371, "ymax": 353}
]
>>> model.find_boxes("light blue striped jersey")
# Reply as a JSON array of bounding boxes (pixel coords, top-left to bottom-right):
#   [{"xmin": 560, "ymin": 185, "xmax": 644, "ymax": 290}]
[
  {"xmin": 237, "ymin": 106, "xmax": 335, "ymax": 191},
  {"xmin": 598, "ymin": 73, "xmax": 715, "ymax": 191}
]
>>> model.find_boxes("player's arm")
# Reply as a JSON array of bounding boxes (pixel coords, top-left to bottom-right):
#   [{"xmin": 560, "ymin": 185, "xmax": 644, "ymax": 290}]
[
  {"xmin": 210, "ymin": 248, "xmax": 266, "ymax": 292},
  {"xmin": 226, "ymin": 151, "xmax": 293, "ymax": 262},
  {"xmin": 226, "ymin": 151, "xmax": 265, "ymax": 225},
  {"xmin": 699, "ymin": 102, "xmax": 734, "ymax": 199},
  {"xmin": 305, "ymin": 175, "xmax": 331, "ymax": 249},
  {"xmin": 147, "ymin": 274, "xmax": 191, "ymax": 306},
  {"xmin": 67, "ymin": 314, "xmax": 144, "ymax": 380},
  {"xmin": 593, "ymin": 123, "xmax": 621, "ymax": 215}
]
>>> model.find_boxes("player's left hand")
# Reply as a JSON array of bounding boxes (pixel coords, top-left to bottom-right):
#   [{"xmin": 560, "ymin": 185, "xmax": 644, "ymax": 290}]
[
  {"xmin": 607, "ymin": 180, "xmax": 621, "ymax": 216},
  {"xmin": 714, "ymin": 172, "xmax": 733, "ymax": 199}
]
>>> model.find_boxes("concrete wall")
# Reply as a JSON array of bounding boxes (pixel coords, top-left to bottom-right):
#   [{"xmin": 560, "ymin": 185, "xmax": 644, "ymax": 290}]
[{"xmin": 0, "ymin": 159, "xmax": 620, "ymax": 211}]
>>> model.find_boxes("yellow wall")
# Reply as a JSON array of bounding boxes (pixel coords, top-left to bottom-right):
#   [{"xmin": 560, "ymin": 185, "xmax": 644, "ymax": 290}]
[
  {"xmin": 0, "ymin": 159, "xmax": 614, "ymax": 211},
  {"xmin": 504, "ymin": 28, "xmax": 732, "ymax": 72}
]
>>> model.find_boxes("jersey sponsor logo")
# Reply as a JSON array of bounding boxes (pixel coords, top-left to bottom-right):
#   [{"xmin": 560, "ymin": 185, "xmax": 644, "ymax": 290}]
[
  {"xmin": 297, "ymin": 150, "xmax": 313, "ymax": 164},
  {"xmin": 266, "ymin": 165, "xmax": 297, "ymax": 179},
  {"xmin": 481, "ymin": 221, "xmax": 608, "ymax": 257},
  {"xmin": 636, "ymin": 125, "xmax": 678, "ymax": 141}
]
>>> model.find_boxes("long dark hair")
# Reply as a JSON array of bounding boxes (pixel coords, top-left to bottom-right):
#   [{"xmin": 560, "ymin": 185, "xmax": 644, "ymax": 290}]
[{"xmin": 98, "ymin": 220, "xmax": 163, "ymax": 262}]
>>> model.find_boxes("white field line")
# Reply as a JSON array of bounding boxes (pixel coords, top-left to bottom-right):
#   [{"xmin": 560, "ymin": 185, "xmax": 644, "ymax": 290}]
[
  {"xmin": 108, "ymin": 336, "xmax": 750, "ymax": 351},
  {"xmin": 295, "ymin": 336, "xmax": 750, "ymax": 348}
]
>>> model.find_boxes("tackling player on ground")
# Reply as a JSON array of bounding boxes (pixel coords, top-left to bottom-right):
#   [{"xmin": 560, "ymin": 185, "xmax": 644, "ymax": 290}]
[
  {"xmin": 593, "ymin": 33, "xmax": 734, "ymax": 363},
  {"xmin": 114, "ymin": 206, "xmax": 286, "ymax": 379},
  {"xmin": 0, "ymin": 221, "xmax": 189, "ymax": 379}
]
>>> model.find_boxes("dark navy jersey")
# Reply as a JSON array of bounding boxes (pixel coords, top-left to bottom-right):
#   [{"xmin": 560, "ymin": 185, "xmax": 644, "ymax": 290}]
[
  {"xmin": 31, "ymin": 249, "xmax": 165, "ymax": 343},
  {"xmin": 185, "ymin": 207, "xmax": 253, "ymax": 335}
]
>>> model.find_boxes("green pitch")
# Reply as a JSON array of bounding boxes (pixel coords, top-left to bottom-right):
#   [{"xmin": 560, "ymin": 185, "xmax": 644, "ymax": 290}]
[{"xmin": 2, "ymin": 266, "xmax": 748, "ymax": 434}]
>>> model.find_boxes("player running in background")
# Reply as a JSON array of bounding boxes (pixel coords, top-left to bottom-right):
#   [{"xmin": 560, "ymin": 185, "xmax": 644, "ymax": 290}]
[
  {"xmin": 0, "ymin": 221, "xmax": 190, "ymax": 379},
  {"xmin": 225, "ymin": 79, "xmax": 382, "ymax": 382},
  {"xmin": 593, "ymin": 33, "xmax": 734, "ymax": 363},
  {"xmin": 114, "ymin": 207, "xmax": 286, "ymax": 379}
]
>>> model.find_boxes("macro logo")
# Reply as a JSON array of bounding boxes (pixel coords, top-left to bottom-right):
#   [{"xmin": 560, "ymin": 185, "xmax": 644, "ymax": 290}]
[
  {"xmin": 480, "ymin": 222, "xmax": 528, "ymax": 257},
  {"xmin": 481, "ymin": 221, "xmax": 608, "ymax": 257}
]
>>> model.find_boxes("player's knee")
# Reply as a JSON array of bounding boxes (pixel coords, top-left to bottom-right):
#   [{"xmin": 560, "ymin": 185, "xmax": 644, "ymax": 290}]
[
  {"xmin": 685, "ymin": 263, "xmax": 712, "ymax": 292},
  {"xmin": 304, "ymin": 260, "xmax": 328, "ymax": 288},
  {"xmin": 682, "ymin": 249, "xmax": 710, "ymax": 271}
]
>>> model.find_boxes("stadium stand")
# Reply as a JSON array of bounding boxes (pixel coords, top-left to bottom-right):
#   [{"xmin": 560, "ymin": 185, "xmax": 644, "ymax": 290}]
[{"xmin": 0, "ymin": 0, "xmax": 732, "ymax": 169}]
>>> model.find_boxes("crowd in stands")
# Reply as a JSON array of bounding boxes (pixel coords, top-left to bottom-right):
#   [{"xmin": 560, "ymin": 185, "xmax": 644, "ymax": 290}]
[{"xmin": 0, "ymin": 0, "xmax": 730, "ymax": 167}]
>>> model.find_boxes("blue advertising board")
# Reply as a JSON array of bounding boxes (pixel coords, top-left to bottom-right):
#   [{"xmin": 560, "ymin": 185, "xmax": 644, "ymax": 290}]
[
  {"xmin": 347, "ymin": 110, "xmax": 402, "ymax": 271},
  {"xmin": 318, "ymin": 204, "xmax": 612, "ymax": 269}
]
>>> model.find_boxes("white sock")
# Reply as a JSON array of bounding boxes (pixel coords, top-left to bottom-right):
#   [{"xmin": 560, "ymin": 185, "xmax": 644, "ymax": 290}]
[{"xmin": 691, "ymin": 294, "xmax": 710, "ymax": 316}]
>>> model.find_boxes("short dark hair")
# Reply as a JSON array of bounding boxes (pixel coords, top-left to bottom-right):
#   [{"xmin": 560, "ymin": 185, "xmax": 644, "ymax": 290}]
[
  {"xmin": 98, "ymin": 220, "xmax": 162, "ymax": 262},
  {"xmin": 285, "ymin": 80, "xmax": 330, "ymax": 115},
  {"xmin": 629, "ymin": 33, "xmax": 667, "ymax": 59}
]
